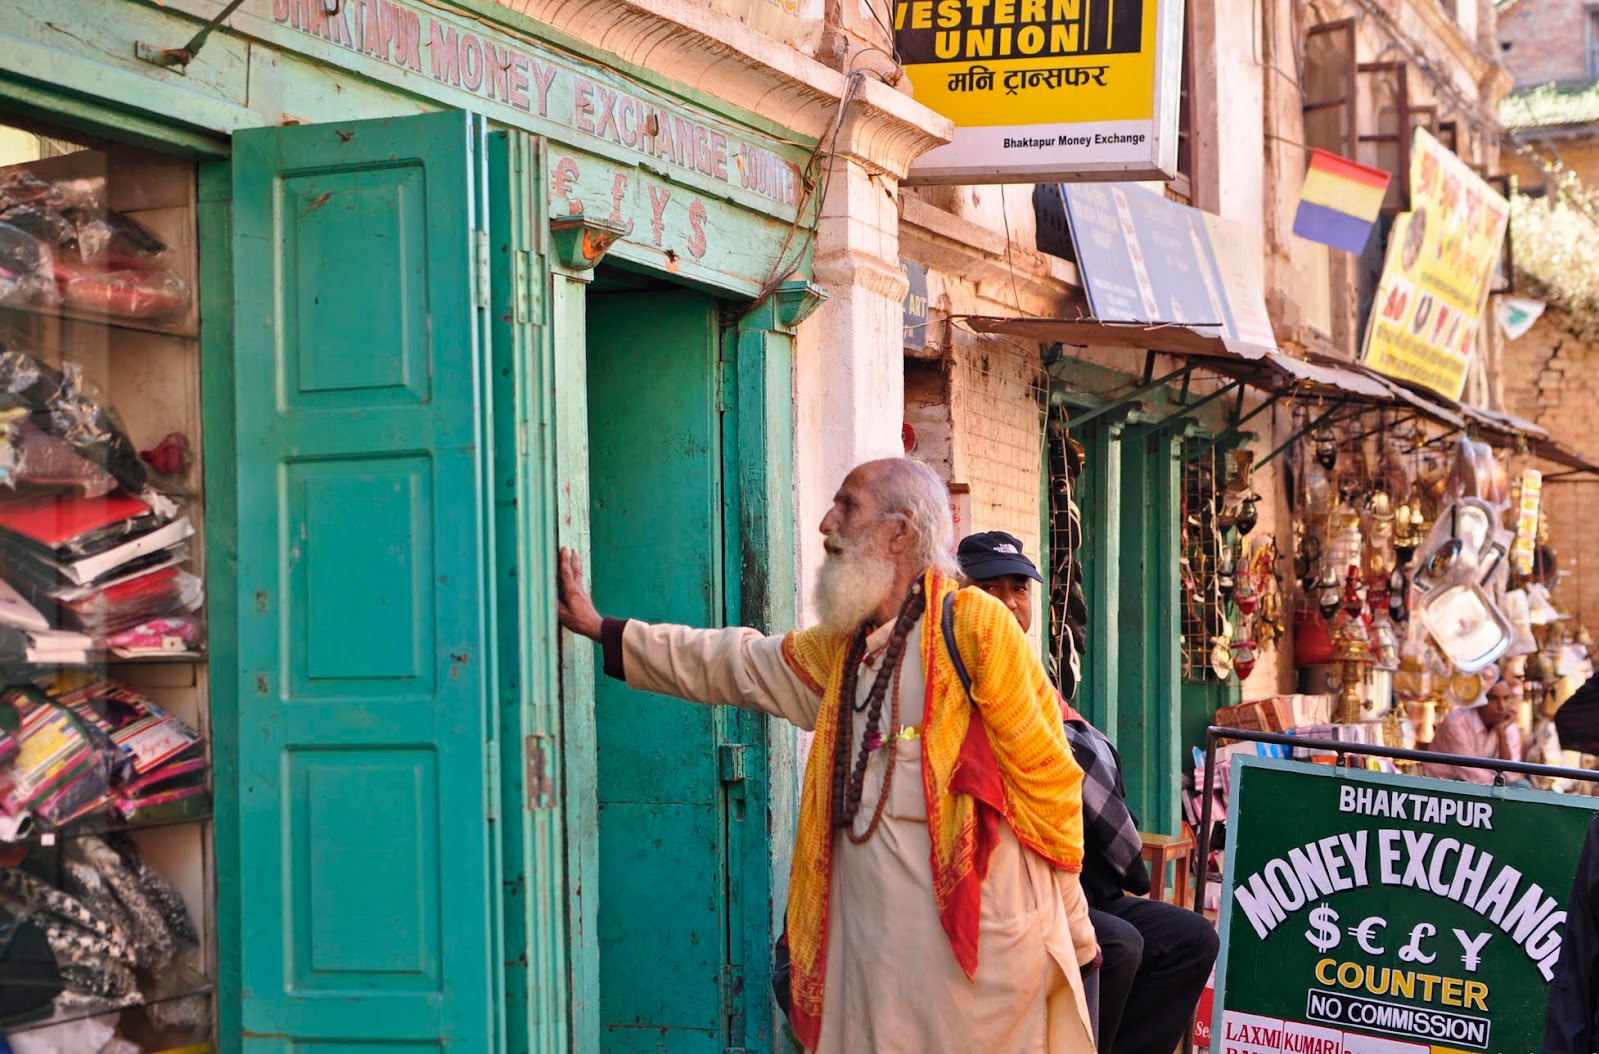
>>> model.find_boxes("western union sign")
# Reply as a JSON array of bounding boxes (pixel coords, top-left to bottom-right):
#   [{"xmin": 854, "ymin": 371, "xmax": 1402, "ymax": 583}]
[{"xmin": 897, "ymin": 0, "xmax": 1184, "ymax": 184}]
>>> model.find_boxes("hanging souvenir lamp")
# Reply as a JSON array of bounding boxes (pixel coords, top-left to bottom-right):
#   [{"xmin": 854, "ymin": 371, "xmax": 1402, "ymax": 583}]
[
  {"xmin": 1341, "ymin": 565, "xmax": 1365, "ymax": 617},
  {"xmin": 1370, "ymin": 618, "xmax": 1401, "ymax": 671},
  {"xmin": 1333, "ymin": 622, "xmax": 1374, "ymax": 723},
  {"xmin": 1395, "ymin": 502, "xmax": 1425, "ymax": 566},
  {"xmin": 1327, "ymin": 500, "xmax": 1364, "ymax": 582},
  {"xmin": 1318, "ymin": 571, "xmax": 1342, "ymax": 619},
  {"xmin": 1365, "ymin": 490, "xmax": 1395, "ymax": 578},
  {"xmin": 1388, "ymin": 568, "xmax": 1410, "ymax": 624}
]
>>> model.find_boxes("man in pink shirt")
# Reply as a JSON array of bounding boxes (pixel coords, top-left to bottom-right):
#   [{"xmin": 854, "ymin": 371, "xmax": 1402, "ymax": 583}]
[{"xmin": 1422, "ymin": 672, "xmax": 1524, "ymax": 784}]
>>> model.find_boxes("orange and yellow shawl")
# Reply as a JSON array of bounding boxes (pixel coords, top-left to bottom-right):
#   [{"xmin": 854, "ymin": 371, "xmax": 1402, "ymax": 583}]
[{"xmin": 778, "ymin": 570, "xmax": 1086, "ymax": 1050}]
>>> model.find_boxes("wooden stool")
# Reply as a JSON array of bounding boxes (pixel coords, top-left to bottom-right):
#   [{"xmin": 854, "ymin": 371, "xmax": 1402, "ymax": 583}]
[{"xmin": 1140, "ymin": 832, "xmax": 1194, "ymax": 907}]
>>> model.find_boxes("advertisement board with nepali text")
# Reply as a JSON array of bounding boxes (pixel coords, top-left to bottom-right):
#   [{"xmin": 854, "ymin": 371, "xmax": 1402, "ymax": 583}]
[
  {"xmin": 1361, "ymin": 129, "xmax": 1509, "ymax": 402},
  {"xmin": 896, "ymin": 0, "xmax": 1185, "ymax": 184}
]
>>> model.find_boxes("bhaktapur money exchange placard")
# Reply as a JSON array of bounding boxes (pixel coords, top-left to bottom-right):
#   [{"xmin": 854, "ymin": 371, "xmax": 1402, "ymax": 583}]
[
  {"xmin": 1214, "ymin": 757, "xmax": 1599, "ymax": 1054},
  {"xmin": 896, "ymin": 0, "xmax": 1184, "ymax": 184}
]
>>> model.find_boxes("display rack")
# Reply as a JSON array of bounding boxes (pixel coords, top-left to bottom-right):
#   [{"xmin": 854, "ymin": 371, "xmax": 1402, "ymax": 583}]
[{"xmin": 0, "ymin": 124, "xmax": 214, "ymax": 1049}]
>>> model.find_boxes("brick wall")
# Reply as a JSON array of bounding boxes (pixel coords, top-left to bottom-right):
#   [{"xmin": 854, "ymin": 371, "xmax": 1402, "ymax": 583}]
[
  {"xmin": 1499, "ymin": 0, "xmax": 1590, "ymax": 86},
  {"xmin": 1502, "ymin": 308, "xmax": 1599, "ymax": 632},
  {"xmin": 943, "ymin": 335, "xmax": 1048, "ymax": 647},
  {"xmin": 1505, "ymin": 138, "xmax": 1599, "ymax": 192}
]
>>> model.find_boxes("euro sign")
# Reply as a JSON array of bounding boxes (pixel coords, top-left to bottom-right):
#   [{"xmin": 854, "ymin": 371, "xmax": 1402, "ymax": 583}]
[{"xmin": 1304, "ymin": 903, "xmax": 1340, "ymax": 952}]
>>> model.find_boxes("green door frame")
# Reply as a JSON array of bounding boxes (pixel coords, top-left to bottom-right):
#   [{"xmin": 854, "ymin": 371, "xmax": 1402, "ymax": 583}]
[{"xmin": 551, "ymin": 259, "xmax": 796, "ymax": 1054}]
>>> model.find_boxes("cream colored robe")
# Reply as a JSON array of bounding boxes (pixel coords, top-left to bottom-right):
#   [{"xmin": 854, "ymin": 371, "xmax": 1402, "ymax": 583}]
[{"xmin": 620, "ymin": 612, "xmax": 1099, "ymax": 1054}]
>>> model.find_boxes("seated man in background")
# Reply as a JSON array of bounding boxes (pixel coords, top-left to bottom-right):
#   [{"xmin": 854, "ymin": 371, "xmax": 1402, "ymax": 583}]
[
  {"xmin": 1423, "ymin": 666, "xmax": 1524, "ymax": 785},
  {"xmin": 957, "ymin": 531, "xmax": 1220, "ymax": 1054}
]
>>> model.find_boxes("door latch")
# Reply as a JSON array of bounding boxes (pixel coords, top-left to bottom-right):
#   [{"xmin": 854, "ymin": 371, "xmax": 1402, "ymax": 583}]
[
  {"xmin": 526, "ymin": 735, "xmax": 554, "ymax": 808},
  {"xmin": 718, "ymin": 743, "xmax": 749, "ymax": 784}
]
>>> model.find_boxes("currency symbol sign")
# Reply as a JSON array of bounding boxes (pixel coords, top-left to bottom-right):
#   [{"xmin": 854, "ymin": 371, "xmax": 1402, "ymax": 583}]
[{"xmin": 1304, "ymin": 903, "xmax": 1341, "ymax": 952}]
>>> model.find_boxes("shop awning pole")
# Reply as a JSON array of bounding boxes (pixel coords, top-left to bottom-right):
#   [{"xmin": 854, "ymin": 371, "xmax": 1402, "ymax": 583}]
[
  {"xmin": 1147, "ymin": 378, "xmax": 1248, "ymax": 434},
  {"xmin": 1062, "ymin": 364, "xmax": 1196, "ymax": 430},
  {"xmin": 1340, "ymin": 412, "xmax": 1419, "ymax": 445},
  {"xmin": 1256, "ymin": 400, "xmax": 1350, "ymax": 468},
  {"xmin": 1186, "ymin": 388, "xmax": 1286, "ymax": 456}
]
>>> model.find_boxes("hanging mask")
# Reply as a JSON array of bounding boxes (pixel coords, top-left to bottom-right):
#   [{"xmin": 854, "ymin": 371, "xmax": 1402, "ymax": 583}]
[{"xmin": 1314, "ymin": 430, "xmax": 1338, "ymax": 471}]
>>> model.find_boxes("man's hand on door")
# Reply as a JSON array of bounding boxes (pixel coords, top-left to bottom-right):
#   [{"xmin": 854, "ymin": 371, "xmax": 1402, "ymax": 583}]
[{"xmin": 557, "ymin": 547, "xmax": 604, "ymax": 641}]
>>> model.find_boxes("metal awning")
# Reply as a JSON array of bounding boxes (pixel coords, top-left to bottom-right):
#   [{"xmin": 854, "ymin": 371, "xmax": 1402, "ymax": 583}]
[
  {"xmin": 961, "ymin": 316, "xmax": 1273, "ymax": 361},
  {"xmin": 962, "ymin": 314, "xmax": 1597, "ymax": 473},
  {"xmin": 1533, "ymin": 438, "xmax": 1599, "ymax": 478}
]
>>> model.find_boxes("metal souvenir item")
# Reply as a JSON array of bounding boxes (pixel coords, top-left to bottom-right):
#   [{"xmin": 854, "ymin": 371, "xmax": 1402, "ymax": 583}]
[
  {"xmin": 1314, "ymin": 429, "xmax": 1338, "ymax": 470},
  {"xmin": 1236, "ymin": 497, "xmax": 1259, "ymax": 537},
  {"xmin": 1232, "ymin": 639, "xmax": 1258, "ymax": 680}
]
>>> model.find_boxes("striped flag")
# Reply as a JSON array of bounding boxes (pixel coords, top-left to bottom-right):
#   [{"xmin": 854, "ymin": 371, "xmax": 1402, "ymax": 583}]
[{"xmin": 1292, "ymin": 150, "xmax": 1392, "ymax": 254}]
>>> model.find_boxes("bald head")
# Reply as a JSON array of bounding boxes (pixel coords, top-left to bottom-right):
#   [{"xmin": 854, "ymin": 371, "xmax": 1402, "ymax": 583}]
[{"xmin": 821, "ymin": 457, "xmax": 959, "ymax": 578}]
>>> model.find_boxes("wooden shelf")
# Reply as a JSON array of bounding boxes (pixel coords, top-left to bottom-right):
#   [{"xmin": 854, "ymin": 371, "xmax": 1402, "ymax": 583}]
[
  {"xmin": 14, "ymin": 798, "xmax": 212, "ymax": 849},
  {"xmin": 1, "ymin": 970, "xmax": 212, "ymax": 1037},
  {"xmin": 0, "ymin": 299, "xmax": 198, "ymax": 341}
]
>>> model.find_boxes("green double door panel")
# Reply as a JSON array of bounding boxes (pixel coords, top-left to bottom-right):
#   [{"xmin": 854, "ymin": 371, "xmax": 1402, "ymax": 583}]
[
  {"xmin": 226, "ymin": 111, "xmax": 767, "ymax": 1052},
  {"xmin": 589, "ymin": 292, "xmax": 765, "ymax": 1053}
]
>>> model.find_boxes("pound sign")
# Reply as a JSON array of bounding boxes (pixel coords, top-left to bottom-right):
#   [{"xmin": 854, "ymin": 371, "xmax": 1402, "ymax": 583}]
[{"xmin": 1398, "ymin": 922, "xmax": 1438, "ymax": 964}]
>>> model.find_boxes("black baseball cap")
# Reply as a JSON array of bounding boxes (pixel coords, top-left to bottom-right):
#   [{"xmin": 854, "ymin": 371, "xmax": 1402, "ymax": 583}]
[{"xmin": 957, "ymin": 531, "xmax": 1043, "ymax": 583}]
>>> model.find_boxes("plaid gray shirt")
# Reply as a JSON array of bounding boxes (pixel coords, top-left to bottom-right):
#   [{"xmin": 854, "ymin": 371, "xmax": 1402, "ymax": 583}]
[{"xmin": 1064, "ymin": 716, "xmax": 1151, "ymax": 897}]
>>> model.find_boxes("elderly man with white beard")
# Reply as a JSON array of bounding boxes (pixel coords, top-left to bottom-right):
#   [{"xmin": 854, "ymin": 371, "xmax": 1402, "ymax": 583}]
[{"xmin": 557, "ymin": 457, "xmax": 1100, "ymax": 1054}]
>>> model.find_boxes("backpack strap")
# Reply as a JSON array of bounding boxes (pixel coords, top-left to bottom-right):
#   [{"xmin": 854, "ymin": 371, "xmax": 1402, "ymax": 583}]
[{"xmin": 941, "ymin": 590, "xmax": 974, "ymax": 702}]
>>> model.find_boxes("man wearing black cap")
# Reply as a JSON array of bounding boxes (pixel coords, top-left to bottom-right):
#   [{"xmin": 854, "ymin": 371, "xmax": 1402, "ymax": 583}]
[{"xmin": 959, "ymin": 530, "xmax": 1220, "ymax": 1054}]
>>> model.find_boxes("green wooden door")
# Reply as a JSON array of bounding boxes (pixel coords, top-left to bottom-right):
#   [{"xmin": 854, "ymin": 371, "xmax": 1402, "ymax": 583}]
[
  {"xmin": 1114, "ymin": 423, "xmax": 1182, "ymax": 836},
  {"xmin": 231, "ymin": 111, "xmax": 501, "ymax": 1051},
  {"xmin": 586, "ymin": 289, "xmax": 746, "ymax": 1053}
]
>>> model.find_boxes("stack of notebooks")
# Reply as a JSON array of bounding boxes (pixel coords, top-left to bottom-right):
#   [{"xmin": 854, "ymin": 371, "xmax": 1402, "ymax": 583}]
[{"xmin": 0, "ymin": 490, "xmax": 200, "ymax": 663}]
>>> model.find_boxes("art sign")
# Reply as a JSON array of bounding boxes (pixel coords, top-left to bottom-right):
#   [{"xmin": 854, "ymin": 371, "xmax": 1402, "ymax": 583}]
[
  {"xmin": 1214, "ymin": 757, "xmax": 1598, "ymax": 1054},
  {"xmin": 897, "ymin": 0, "xmax": 1185, "ymax": 184},
  {"xmin": 1362, "ymin": 129, "xmax": 1510, "ymax": 402}
]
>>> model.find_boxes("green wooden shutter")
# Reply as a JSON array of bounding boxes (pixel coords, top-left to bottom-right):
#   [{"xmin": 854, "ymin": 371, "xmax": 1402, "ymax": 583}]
[
  {"xmin": 586, "ymin": 289, "xmax": 738, "ymax": 1052},
  {"xmin": 231, "ymin": 111, "xmax": 500, "ymax": 1050}
]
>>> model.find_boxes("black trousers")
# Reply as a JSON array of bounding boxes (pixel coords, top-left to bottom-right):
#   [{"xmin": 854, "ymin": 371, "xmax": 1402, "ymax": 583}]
[{"xmin": 1092, "ymin": 895, "xmax": 1219, "ymax": 1054}]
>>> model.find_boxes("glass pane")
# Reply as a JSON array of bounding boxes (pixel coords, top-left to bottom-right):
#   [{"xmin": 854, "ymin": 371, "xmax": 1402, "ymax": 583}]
[{"xmin": 0, "ymin": 115, "xmax": 211, "ymax": 1047}]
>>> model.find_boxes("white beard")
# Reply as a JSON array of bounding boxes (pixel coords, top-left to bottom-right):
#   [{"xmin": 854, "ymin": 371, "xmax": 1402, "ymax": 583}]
[{"xmin": 814, "ymin": 534, "xmax": 897, "ymax": 635}]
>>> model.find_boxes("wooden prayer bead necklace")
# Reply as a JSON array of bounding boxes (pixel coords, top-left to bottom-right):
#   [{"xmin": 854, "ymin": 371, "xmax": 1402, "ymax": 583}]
[{"xmin": 832, "ymin": 580, "xmax": 926, "ymax": 843}]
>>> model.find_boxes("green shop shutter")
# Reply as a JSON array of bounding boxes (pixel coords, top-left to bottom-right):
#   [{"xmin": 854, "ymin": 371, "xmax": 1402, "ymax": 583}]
[
  {"xmin": 231, "ymin": 112, "xmax": 499, "ymax": 1050},
  {"xmin": 586, "ymin": 291, "xmax": 740, "ymax": 1052}
]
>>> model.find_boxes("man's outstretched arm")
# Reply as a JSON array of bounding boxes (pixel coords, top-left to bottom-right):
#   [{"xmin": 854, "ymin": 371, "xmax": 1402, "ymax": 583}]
[{"xmin": 556, "ymin": 546, "xmax": 826, "ymax": 729}]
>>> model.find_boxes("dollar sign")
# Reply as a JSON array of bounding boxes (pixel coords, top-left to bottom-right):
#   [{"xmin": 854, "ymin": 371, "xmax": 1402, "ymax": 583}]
[{"xmin": 1304, "ymin": 903, "xmax": 1341, "ymax": 952}]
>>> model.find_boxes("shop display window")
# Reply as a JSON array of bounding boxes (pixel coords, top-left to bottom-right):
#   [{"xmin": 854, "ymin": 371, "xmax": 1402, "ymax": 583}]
[{"xmin": 0, "ymin": 117, "xmax": 212, "ymax": 1050}]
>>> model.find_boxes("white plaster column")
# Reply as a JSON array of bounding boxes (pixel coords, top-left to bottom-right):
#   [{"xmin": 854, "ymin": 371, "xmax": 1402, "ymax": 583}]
[
  {"xmin": 788, "ymin": 89, "xmax": 952, "ymax": 625},
  {"xmin": 793, "ymin": 157, "xmax": 915, "ymax": 619}
]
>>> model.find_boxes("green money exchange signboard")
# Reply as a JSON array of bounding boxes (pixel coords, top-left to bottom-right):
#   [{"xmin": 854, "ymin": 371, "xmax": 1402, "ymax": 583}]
[{"xmin": 1214, "ymin": 757, "xmax": 1599, "ymax": 1054}]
